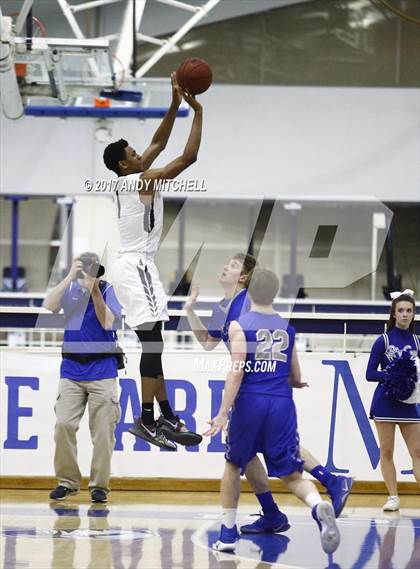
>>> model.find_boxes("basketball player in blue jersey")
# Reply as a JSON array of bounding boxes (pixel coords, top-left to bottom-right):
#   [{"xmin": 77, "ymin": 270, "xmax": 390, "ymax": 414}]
[
  {"xmin": 103, "ymin": 74, "xmax": 202, "ymax": 450},
  {"xmin": 204, "ymin": 268, "xmax": 340, "ymax": 553},
  {"xmin": 185, "ymin": 254, "xmax": 353, "ymax": 531}
]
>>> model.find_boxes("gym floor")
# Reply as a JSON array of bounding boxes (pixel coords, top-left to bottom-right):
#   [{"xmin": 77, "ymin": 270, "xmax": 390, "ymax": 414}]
[{"xmin": 1, "ymin": 490, "xmax": 419, "ymax": 569}]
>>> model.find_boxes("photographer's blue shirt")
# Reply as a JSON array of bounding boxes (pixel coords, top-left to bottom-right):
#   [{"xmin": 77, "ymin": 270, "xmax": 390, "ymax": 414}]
[{"xmin": 60, "ymin": 280, "xmax": 122, "ymax": 381}]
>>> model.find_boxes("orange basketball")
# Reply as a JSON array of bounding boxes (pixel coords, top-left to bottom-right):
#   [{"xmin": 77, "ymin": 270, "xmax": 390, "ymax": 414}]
[{"xmin": 176, "ymin": 58, "xmax": 212, "ymax": 95}]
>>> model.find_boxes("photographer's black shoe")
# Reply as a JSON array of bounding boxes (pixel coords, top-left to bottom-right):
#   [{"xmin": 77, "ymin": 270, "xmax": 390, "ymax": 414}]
[
  {"xmin": 49, "ymin": 485, "xmax": 79, "ymax": 501},
  {"xmin": 129, "ymin": 419, "xmax": 177, "ymax": 451},
  {"xmin": 90, "ymin": 489, "xmax": 108, "ymax": 503},
  {"xmin": 157, "ymin": 415, "xmax": 203, "ymax": 446}
]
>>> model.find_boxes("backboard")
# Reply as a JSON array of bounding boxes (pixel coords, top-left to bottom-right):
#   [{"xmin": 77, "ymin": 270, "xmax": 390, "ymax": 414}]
[
  {"xmin": 2, "ymin": 27, "xmax": 189, "ymax": 119},
  {"xmin": 0, "ymin": 0, "xmax": 211, "ymax": 121},
  {"xmin": 3, "ymin": 33, "xmax": 189, "ymax": 119}
]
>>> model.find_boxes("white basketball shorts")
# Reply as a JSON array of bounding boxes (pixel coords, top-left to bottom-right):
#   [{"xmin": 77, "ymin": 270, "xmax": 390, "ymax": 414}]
[{"xmin": 110, "ymin": 254, "xmax": 169, "ymax": 328}]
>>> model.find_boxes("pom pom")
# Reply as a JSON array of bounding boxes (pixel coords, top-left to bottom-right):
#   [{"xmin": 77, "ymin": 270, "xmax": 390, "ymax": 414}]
[{"xmin": 383, "ymin": 351, "xmax": 417, "ymax": 402}]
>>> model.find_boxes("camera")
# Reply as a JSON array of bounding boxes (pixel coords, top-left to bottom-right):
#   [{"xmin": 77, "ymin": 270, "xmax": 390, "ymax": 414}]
[{"xmin": 76, "ymin": 253, "xmax": 105, "ymax": 279}]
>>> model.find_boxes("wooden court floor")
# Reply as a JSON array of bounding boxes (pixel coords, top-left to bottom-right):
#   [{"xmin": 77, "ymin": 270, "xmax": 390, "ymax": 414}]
[{"xmin": 1, "ymin": 490, "xmax": 419, "ymax": 569}]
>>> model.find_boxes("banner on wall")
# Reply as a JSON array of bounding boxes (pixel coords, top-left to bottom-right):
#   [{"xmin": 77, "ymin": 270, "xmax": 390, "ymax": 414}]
[{"xmin": 0, "ymin": 348, "xmax": 415, "ymax": 481}]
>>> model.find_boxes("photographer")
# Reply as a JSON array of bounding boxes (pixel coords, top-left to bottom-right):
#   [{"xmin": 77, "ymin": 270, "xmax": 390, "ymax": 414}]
[{"xmin": 43, "ymin": 252, "xmax": 122, "ymax": 503}]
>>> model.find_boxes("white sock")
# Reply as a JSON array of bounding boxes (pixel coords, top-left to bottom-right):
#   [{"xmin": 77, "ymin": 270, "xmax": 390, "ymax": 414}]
[
  {"xmin": 222, "ymin": 508, "xmax": 237, "ymax": 529},
  {"xmin": 305, "ymin": 492, "xmax": 323, "ymax": 509}
]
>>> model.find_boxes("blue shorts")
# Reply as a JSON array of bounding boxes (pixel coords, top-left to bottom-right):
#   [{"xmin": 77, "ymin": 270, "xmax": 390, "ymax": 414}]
[{"xmin": 225, "ymin": 393, "xmax": 303, "ymax": 477}]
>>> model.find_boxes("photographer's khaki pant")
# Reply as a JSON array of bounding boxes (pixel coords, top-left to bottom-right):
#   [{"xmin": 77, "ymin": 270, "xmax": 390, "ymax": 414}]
[{"xmin": 54, "ymin": 377, "xmax": 120, "ymax": 493}]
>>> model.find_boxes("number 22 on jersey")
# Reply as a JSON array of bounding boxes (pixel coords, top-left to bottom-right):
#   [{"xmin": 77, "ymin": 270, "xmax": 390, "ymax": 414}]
[{"xmin": 255, "ymin": 329, "xmax": 289, "ymax": 362}]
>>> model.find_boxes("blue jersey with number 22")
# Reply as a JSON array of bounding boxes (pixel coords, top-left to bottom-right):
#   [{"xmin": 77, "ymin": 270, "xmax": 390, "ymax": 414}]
[{"xmin": 237, "ymin": 311, "xmax": 295, "ymax": 398}]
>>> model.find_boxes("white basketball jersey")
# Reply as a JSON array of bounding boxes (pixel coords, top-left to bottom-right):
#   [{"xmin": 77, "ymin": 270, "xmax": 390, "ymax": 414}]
[{"xmin": 114, "ymin": 173, "xmax": 163, "ymax": 258}]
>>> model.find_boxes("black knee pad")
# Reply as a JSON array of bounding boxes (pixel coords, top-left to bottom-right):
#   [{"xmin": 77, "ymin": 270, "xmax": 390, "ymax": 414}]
[
  {"xmin": 135, "ymin": 321, "xmax": 164, "ymax": 379},
  {"xmin": 139, "ymin": 351, "xmax": 163, "ymax": 378}
]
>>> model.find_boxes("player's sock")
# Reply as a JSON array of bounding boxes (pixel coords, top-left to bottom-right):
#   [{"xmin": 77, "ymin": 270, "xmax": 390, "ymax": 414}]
[
  {"xmin": 305, "ymin": 492, "xmax": 323, "ymax": 509},
  {"xmin": 141, "ymin": 404, "xmax": 155, "ymax": 426},
  {"xmin": 158, "ymin": 400, "xmax": 176, "ymax": 420},
  {"xmin": 310, "ymin": 465, "xmax": 336, "ymax": 488},
  {"xmin": 256, "ymin": 491, "xmax": 279, "ymax": 517},
  {"xmin": 222, "ymin": 508, "xmax": 237, "ymax": 529}
]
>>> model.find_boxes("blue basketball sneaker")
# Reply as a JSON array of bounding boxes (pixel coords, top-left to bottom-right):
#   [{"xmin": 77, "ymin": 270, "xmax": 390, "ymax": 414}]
[
  {"xmin": 213, "ymin": 524, "xmax": 239, "ymax": 552},
  {"xmin": 240, "ymin": 510, "xmax": 290, "ymax": 534},
  {"xmin": 312, "ymin": 501, "xmax": 340, "ymax": 554},
  {"xmin": 326, "ymin": 475, "xmax": 354, "ymax": 517}
]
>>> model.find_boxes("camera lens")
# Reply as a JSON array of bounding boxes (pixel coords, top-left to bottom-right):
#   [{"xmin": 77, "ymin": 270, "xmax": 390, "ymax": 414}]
[
  {"xmin": 88, "ymin": 261, "xmax": 100, "ymax": 277},
  {"xmin": 85, "ymin": 261, "xmax": 105, "ymax": 278}
]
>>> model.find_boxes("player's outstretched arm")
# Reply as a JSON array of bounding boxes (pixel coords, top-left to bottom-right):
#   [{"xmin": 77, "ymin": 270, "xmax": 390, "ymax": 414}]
[
  {"xmin": 184, "ymin": 285, "xmax": 220, "ymax": 351},
  {"xmin": 140, "ymin": 92, "xmax": 202, "ymax": 186},
  {"xmin": 204, "ymin": 322, "xmax": 246, "ymax": 436},
  {"xmin": 139, "ymin": 73, "xmax": 183, "ymax": 171}
]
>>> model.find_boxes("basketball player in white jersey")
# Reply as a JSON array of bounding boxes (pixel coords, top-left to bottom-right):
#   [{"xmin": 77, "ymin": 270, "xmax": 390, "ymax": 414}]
[{"xmin": 103, "ymin": 73, "xmax": 202, "ymax": 450}]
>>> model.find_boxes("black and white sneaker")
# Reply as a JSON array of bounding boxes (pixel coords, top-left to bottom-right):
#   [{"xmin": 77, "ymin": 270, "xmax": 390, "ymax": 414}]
[
  {"xmin": 157, "ymin": 415, "xmax": 203, "ymax": 446},
  {"xmin": 49, "ymin": 485, "xmax": 79, "ymax": 501},
  {"xmin": 129, "ymin": 419, "xmax": 177, "ymax": 451},
  {"xmin": 90, "ymin": 488, "xmax": 108, "ymax": 503}
]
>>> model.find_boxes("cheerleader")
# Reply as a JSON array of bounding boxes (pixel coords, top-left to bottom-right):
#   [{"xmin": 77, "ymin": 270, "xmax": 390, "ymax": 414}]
[{"xmin": 366, "ymin": 290, "xmax": 420, "ymax": 511}]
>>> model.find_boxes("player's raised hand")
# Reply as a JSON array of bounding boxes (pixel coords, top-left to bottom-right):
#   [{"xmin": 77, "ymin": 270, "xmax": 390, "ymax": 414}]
[
  {"xmin": 182, "ymin": 90, "xmax": 202, "ymax": 112},
  {"xmin": 171, "ymin": 72, "xmax": 182, "ymax": 107},
  {"xmin": 203, "ymin": 413, "xmax": 228, "ymax": 437},
  {"xmin": 184, "ymin": 284, "xmax": 199, "ymax": 312}
]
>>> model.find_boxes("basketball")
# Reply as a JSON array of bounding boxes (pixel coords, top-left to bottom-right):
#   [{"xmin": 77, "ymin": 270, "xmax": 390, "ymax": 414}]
[{"xmin": 176, "ymin": 58, "xmax": 212, "ymax": 95}]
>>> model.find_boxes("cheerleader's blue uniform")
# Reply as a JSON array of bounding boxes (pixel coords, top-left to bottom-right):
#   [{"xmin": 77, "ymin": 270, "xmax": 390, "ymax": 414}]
[{"xmin": 366, "ymin": 327, "xmax": 420, "ymax": 422}]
